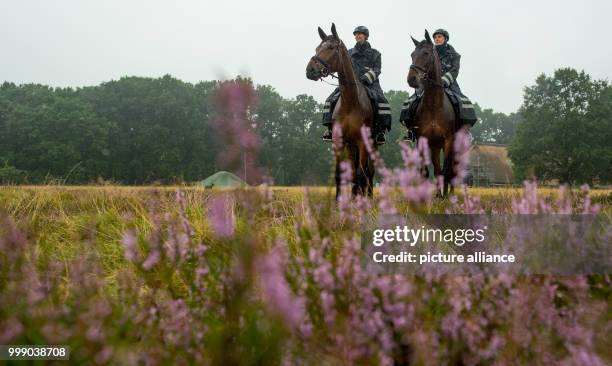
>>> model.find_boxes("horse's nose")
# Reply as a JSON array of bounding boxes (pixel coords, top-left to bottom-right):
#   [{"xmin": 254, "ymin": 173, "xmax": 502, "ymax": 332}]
[
  {"xmin": 407, "ymin": 74, "xmax": 419, "ymax": 88},
  {"xmin": 306, "ymin": 65, "xmax": 319, "ymax": 80}
]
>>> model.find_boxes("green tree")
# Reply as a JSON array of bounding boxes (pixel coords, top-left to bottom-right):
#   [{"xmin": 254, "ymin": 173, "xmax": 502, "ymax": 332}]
[
  {"xmin": 0, "ymin": 83, "xmax": 113, "ymax": 183},
  {"xmin": 379, "ymin": 89, "xmax": 410, "ymax": 170},
  {"xmin": 80, "ymin": 75, "xmax": 216, "ymax": 183},
  {"xmin": 471, "ymin": 104, "xmax": 519, "ymax": 144},
  {"xmin": 508, "ymin": 68, "xmax": 610, "ymax": 184}
]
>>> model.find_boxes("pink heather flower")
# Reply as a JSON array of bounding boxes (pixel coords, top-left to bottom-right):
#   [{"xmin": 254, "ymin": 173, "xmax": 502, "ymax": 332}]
[
  {"xmin": 338, "ymin": 160, "xmax": 353, "ymax": 213},
  {"xmin": 86, "ymin": 323, "xmax": 105, "ymax": 342},
  {"xmin": 0, "ymin": 318, "xmax": 24, "ymax": 343},
  {"xmin": 400, "ymin": 141, "xmax": 422, "ymax": 167},
  {"xmin": 320, "ymin": 290, "xmax": 337, "ymax": 327},
  {"xmin": 40, "ymin": 323, "xmax": 72, "ymax": 343},
  {"xmin": 354, "ymin": 194, "xmax": 372, "ymax": 213},
  {"xmin": 579, "ymin": 184, "xmax": 601, "ymax": 214},
  {"xmin": 397, "ymin": 142, "xmax": 435, "ymax": 205},
  {"xmin": 452, "ymin": 128, "xmax": 471, "ymax": 186},
  {"xmin": 361, "ymin": 125, "xmax": 400, "ymax": 212},
  {"xmin": 447, "ymin": 186, "xmax": 484, "ymax": 214},
  {"xmin": 563, "ymin": 346, "xmax": 607, "ymax": 366},
  {"xmin": 195, "ymin": 243, "xmax": 207, "ymax": 257},
  {"xmin": 141, "ymin": 249, "xmax": 161, "ymax": 270},
  {"xmin": 175, "ymin": 189, "xmax": 195, "ymax": 237},
  {"xmin": 512, "ymin": 180, "xmax": 536, "ymax": 213},
  {"xmin": 163, "ymin": 225, "xmax": 189, "ymax": 265},
  {"xmin": 0, "ymin": 217, "xmax": 28, "ymax": 256},
  {"xmin": 95, "ymin": 347, "xmax": 113, "ymax": 364},
  {"xmin": 259, "ymin": 175, "xmax": 275, "ymax": 205},
  {"xmin": 417, "ymin": 137, "xmax": 432, "ymax": 166},
  {"xmin": 160, "ymin": 299, "xmax": 192, "ymax": 347},
  {"xmin": 121, "ymin": 230, "xmax": 139, "ymax": 263},
  {"xmin": 556, "ymin": 184, "xmax": 572, "ymax": 214},
  {"xmin": 207, "ymin": 196, "xmax": 235, "ymax": 238},
  {"xmin": 436, "ymin": 175, "xmax": 444, "ymax": 195},
  {"xmin": 212, "ymin": 80, "xmax": 265, "ymax": 184},
  {"xmin": 339, "ymin": 160, "xmax": 353, "ymax": 186},
  {"xmin": 312, "ymin": 260, "xmax": 335, "ymax": 291},
  {"xmin": 378, "ymin": 180, "xmax": 398, "ymax": 215},
  {"xmin": 332, "ymin": 121, "xmax": 343, "ymax": 155},
  {"xmin": 512, "ymin": 180, "xmax": 553, "ymax": 214},
  {"xmin": 195, "ymin": 266, "xmax": 209, "ymax": 290},
  {"xmin": 257, "ymin": 243, "xmax": 305, "ymax": 328},
  {"xmin": 360, "ymin": 126, "xmax": 385, "ymax": 174}
]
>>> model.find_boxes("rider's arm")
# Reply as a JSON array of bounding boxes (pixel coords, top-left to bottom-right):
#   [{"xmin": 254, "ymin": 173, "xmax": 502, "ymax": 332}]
[
  {"xmin": 442, "ymin": 52, "xmax": 460, "ymax": 87},
  {"xmin": 362, "ymin": 52, "xmax": 381, "ymax": 84}
]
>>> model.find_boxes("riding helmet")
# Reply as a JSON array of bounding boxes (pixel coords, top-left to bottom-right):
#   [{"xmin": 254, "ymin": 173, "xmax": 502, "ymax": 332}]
[
  {"xmin": 432, "ymin": 28, "xmax": 449, "ymax": 41},
  {"xmin": 353, "ymin": 26, "xmax": 369, "ymax": 38}
]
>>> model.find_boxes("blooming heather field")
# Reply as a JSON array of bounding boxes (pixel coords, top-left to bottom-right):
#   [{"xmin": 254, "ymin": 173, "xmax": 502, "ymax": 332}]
[
  {"xmin": 0, "ymin": 180, "xmax": 611, "ymax": 365},
  {"xmin": 1, "ymin": 80, "xmax": 611, "ymax": 365}
]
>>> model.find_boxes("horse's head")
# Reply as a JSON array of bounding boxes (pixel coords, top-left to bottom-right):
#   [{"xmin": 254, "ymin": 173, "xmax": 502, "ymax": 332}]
[
  {"xmin": 306, "ymin": 23, "xmax": 343, "ymax": 80},
  {"xmin": 407, "ymin": 29, "xmax": 437, "ymax": 88}
]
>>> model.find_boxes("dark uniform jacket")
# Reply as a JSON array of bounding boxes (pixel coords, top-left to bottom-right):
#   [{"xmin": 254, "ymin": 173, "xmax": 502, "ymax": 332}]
[
  {"xmin": 323, "ymin": 41, "xmax": 391, "ymax": 130},
  {"xmin": 348, "ymin": 41, "xmax": 386, "ymax": 100},
  {"xmin": 436, "ymin": 43, "xmax": 462, "ymax": 95},
  {"xmin": 401, "ymin": 42, "xmax": 477, "ymax": 126}
]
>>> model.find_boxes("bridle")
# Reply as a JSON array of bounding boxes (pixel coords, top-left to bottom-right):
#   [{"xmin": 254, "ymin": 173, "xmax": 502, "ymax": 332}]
[
  {"xmin": 409, "ymin": 44, "xmax": 444, "ymax": 88},
  {"xmin": 310, "ymin": 41, "xmax": 356, "ymax": 86},
  {"xmin": 310, "ymin": 54, "xmax": 335, "ymax": 78}
]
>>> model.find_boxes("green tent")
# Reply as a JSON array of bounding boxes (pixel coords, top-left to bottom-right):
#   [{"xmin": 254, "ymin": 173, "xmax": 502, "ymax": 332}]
[{"xmin": 199, "ymin": 171, "xmax": 248, "ymax": 188}]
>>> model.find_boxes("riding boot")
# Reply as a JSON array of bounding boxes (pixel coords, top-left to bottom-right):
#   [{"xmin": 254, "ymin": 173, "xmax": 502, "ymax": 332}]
[
  {"xmin": 322, "ymin": 124, "xmax": 333, "ymax": 141},
  {"xmin": 375, "ymin": 131, "xmax": 386, "ymax": 145},
  {"xmin": 402, "ymin": 126, "xmax": 418, "ymax": 142}
]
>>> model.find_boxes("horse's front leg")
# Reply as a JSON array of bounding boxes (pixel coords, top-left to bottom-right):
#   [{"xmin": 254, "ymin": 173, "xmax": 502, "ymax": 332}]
[
  {"xmin": 442, "ymin": 137, "xmax": 455, "ymax": 197},
  {"xmin": 431, "ymin": 146, "xmax": 443, "ymax": 198},
  {"xmin": 357, "ymin": 143, "xmax": 372, "ymax": 197}
]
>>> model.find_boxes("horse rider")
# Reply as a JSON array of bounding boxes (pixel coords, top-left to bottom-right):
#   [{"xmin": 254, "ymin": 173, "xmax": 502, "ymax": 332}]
[
  {"xmin": 321, "ymin": 26, "xmax": 392, "ymax": 145},
  {"xmin": 400, "ymin": 28, "xmax": 478, "ymax": 141}
]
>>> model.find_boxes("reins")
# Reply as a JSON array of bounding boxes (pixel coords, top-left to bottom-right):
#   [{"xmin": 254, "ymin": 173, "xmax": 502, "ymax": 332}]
[
  {"xmin": 409, "ymin": 43, "xmax": 444, "ymax": 88},
  {"xmin": 310, "ymin": 41, "xmax": 358, "ymax": 87}
]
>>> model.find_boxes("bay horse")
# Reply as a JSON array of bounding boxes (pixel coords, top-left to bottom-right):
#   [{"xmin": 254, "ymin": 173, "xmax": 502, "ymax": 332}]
[
  {"xmin": 407, "ymin": 30, "xmax": 458, "ymax": 197},
  {"xmin": 306, "ymin": 23, "xmax": 375, "ymax": 199}
]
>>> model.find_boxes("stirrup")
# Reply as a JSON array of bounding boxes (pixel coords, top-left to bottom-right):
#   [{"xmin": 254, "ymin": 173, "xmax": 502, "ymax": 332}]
[
  {"xmin": 375, "ymin": 132, "xmax": 386, "ymax": 145},
  {"xmin": 402, "ymin": 129, "xmax": 416, "ymax": 142},
  {"xmin": 322, "ymin": 130, "xmax": 333, "ymax": 141}
]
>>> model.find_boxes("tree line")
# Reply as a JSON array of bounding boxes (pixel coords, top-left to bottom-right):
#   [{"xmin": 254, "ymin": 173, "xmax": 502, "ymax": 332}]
[{"xmin": 0, "ymin": 68, "xmax": 609, "ymax": 185}]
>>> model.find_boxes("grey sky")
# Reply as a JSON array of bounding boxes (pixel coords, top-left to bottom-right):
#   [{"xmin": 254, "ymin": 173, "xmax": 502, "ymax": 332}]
[{"xmin": 1, "ymin": 0, "xmax": 610, "ymax": 113}]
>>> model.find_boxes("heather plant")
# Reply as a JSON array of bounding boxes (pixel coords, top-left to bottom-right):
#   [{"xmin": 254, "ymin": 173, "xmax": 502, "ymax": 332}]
[
  {"xmin": 1, "ymin": 182, "xmax": 610, "ymax": 364},
  {"xmin": 0, "ymin": 81, "xmax": 610, "ymax": 365}
]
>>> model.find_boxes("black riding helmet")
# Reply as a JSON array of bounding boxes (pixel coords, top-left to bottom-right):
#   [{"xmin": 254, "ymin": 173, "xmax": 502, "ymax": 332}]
[
  {"xmin": 353, "ymin": 26, "xmax": 369, "ymax": 38},
  {"xmin": 432, "ymin": 28, "xmax": 449, "ymax": 42}
]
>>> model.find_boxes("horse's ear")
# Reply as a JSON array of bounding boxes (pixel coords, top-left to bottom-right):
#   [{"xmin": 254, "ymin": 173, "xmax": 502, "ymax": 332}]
[
  {"xmin": 424, "ymin": 29, "xmax": 432, "ymax": 44},
  {"xmin": 411, "ymin": 36, "xmax": 420, "ymax": 47},
  {"xmin": 318, "ymin": 27, "xmax": 327, "ymax": 40},
  {"xmin": 331, "ymin": 23, "xmax": 338, "ymax": 39}
]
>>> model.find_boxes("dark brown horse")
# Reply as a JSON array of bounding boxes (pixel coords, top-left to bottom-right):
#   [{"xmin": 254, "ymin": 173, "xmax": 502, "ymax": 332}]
[
  {"xmin": 306, "ymin": 23, "xmax": 375, "ymax": 199},
  {"xmin": 407, "ymin": 30, "xmax": 458, "ymax": 196}
]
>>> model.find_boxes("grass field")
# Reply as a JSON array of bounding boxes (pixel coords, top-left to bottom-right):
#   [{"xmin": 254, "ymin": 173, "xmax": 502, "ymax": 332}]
[{"xmin": 1, "ymin": 184, "xmax": 611, "ymax": 365}]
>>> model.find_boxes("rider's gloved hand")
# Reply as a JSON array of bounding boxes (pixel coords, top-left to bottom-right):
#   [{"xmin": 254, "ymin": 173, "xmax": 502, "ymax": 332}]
[{"xmin": 360, "ymin": 74, "xmax": 372, "ymax": 84}]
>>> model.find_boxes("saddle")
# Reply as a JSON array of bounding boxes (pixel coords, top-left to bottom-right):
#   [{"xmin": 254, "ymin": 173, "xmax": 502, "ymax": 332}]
[
  {"xmin": 443, "ymin": 89, "xmax": 462, "ymax": 120},
  {"xmin": 401, "ymin": 89, "xmax": 477, "ymax": 129}
]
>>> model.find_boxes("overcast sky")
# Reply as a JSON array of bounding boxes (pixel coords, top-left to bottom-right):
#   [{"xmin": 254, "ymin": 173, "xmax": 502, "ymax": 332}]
[{"xmin": 1, "ymin": 0, "xmax": 610, "ymax": 113}]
